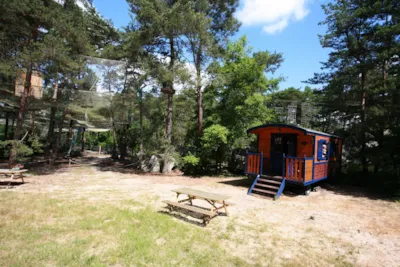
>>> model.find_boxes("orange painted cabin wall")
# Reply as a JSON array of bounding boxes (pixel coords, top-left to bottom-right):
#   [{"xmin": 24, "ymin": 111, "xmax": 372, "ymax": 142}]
[
  {"xmin": 304, "ymin": 159, "xmax": 313, "ymax": 182},
  {"xmin": 255, "ymin": 127, "xmax": 313, "ymax": 158},
  {"xmin": 250, "ymin": 126, "xmax": 343, "ymax": 181}
]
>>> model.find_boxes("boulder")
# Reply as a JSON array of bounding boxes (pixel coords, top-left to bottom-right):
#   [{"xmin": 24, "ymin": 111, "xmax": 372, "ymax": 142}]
[
  {"xmin": 149, "ymin": 155, "xmax": 161, "ymax": 173},
  {"xmin": 162, "ymin": 157, "xmax": 175, "ymax": 174}
]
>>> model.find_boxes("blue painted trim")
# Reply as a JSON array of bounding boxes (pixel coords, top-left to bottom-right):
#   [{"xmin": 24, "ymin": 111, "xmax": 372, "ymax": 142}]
[
  {"xmin": 282, "ymin": 153, "xmax": 286, "ymax": 178},
  {"xmin": 285, "ymin": 176, "xmax": 328, "ymax": 186},
  {"xmin": 304, "ymin": 177, "xmax": 328, "ymax": 186},
  {"xmin": 248, "ymin": 174, "xmax": 260, "ymax": 195},
  {"xmin": 311, "ymin": 132, "xmax": 343, "ymax": 139},
  {"xmin": 314, "ymin": 162, "xmax": 329, "ymax": 165},
  {"xmin": 312, "ymin": 158, "xmax": 315, "ymax": 181},
  {"xmin": 275, "ymin": 178, "xmax": 286, "ymax": 199},
  {"xmin": 260, "ymin": 152, "xmax": 264, "ymax": 175},
  {"xmin": 246, "ymin": 123, "xmax": 343, "ymax": 139}
]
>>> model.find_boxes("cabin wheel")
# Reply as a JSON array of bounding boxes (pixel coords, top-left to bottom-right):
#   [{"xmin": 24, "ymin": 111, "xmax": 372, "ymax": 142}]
[{"xmin": 304, "ymin": 186, "xmax": 312, "ymax": 196}]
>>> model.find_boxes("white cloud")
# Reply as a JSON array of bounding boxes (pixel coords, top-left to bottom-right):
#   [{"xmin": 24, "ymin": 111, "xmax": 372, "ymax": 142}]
[
  {"xmin": 237, "ymin": 0, "xmax": 310, "ymax": 34},
  {"xmin": 263, "ymin": 18, "xmax": 288, "ymax": 34}
]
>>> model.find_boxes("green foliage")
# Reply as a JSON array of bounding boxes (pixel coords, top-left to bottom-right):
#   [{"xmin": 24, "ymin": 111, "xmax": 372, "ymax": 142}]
[
  {"xmin": 182, "ymin": 153, "xmax": 200, "ymax": 166},
  {"xmin": 201, "ymin": 124, "xmax": 229, "ymax": 151},
  {"xmin": 0, "ymin": 141, "xmax": 33, "ymax": 161},
  {"xmin": 200, "ymin": 124, "xmax": 229, "ymax": 172},
  {"xmin": 203, "ymin": 36, "xmax": 282, "ymax": 166},
  {"xmin": 182, "ymin": 153, "xmax": 200, "ymax": 174},
  {"xmin": 309, "ymin": 0, "xmax": 400, "ymax": 195},
  {"xmin": 28, "ymin": 135, "xmax": 44, "ymax": 154}
]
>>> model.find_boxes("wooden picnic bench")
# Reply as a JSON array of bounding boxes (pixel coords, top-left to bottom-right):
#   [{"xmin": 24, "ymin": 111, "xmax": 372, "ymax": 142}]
[
  {"xmin": 0, "ymin": 169, "xmax": 28, "ymax": 188},
  {"xmin": 163, "ymin": 187, "xmax": 232, "ymax": 226}
]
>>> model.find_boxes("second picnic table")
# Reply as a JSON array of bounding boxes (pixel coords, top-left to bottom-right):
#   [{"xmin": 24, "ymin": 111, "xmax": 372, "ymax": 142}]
[{"xmin": 163, "ymin": 187, "xmax": 232, "ymax": 226}]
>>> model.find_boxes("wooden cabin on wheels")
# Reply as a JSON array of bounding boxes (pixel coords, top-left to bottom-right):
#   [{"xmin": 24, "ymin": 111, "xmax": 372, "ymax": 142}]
[{"xmin": 244, "ymin": 124, "xmax": 343, "ymax": 199}]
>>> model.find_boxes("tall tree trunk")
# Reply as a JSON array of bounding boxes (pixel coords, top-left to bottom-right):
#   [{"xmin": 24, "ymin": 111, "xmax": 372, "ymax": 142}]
[
  {"xmin": 111, "ymin": 122, "xmax": 118, "ymax": 159},
  {"xmin": 30, "ymin": 112, "xmax": 35, "ymax": 133},
  {"xmin": 9, "ymin": 66, "xmax": 33, "ymax": 168},
  {"xmin": 165, "ymin": 36, "xmax": 175, "ymax": 143},
  {"xmin": 166, "ymin": 94, "xmax": 173, "ymax": 142},
  {"xmin": 46, "ymin": 74, "xmax": 59, "ymax": 157},
  {"xmin": 10, "ymin": 118, "xmax": 15, "ymax": 139},
  {"xmin": 66, "ymin": 120, "xmax": 74, "ymax": 149},
  {"xmin": 374, "ymin": 59, "xmax": 388, "ymax": 175},
  {"xmin": 4, "ymin": 113, "xmax": 9, "ymax": 141},
  {"xmin": 139, "ymin": 98, "xmax": 143, "ymax": 154},
  {"xmin": 119, "ymin": 68, "xmax": 129, "ymax": 160},
  {"xmin": 119, "ymin": 128, "xmax": 127, "ymax": 160},
  {"xmin": 196, "ymin": 49, "xmax": 203, "ymax": 135},
  {"xmin": 55, "ymin": 111, "xmax": 67, "ymax": 156},
  {"xmin": 51, "ymin": 110, "xmax": 67, "ymax": 165},
  {"xmin": 360, "ymin": 72, "xmax": 368, "ymax": 177},
  {"xmin": 81, "ymin": 127, "xmax": 86, "ymax": 152}
]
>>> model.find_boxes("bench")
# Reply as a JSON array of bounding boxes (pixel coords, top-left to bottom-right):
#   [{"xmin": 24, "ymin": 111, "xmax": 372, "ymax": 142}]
[
  {"xmin": 162, "ymin": 200, "xmax": 216, "ymax": 226},
  {"xmin": 0, "ymin": 169, "xmax": 28, "ymax": 188}
]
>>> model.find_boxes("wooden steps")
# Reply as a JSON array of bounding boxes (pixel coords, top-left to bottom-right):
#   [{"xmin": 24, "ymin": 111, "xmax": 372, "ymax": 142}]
[
  {"xmin": 248, "ymin": 175, "xmax": 286, "ymax": 200},
  {"xmin": 257, "ymin": 178, "xmax": 281, "ymax": 185},
  {"xmin": 252, "ymin": 188, "xmax": 276, "ymax": 195},
  {"xmin": 255, "ymin": 183, "xmax": 279, "ymax": 190}
]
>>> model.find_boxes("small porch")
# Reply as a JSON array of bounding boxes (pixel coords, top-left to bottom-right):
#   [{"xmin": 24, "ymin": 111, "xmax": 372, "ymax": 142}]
[{"xmin": 245, "ymin": 153, "xmax": 317, "ymax": 186}]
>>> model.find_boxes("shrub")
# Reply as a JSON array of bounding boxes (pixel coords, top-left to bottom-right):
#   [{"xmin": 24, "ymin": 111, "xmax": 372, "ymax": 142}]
[
  {"xmin": 201, "ymin": 124, "xmax": 229, "ymax": 173},
  {"xmin": 0, "ymin": 140, "xmax": 33, "ymax": 161},
  {"xmin": 182, "ymin": 153, "xmax": 200, "ymax": 174}
]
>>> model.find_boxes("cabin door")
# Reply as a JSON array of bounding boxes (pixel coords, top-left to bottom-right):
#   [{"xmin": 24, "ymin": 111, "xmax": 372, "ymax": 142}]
[{"xmin": 270, "ymin": 134, "xmax": 297, "ymax": 175}]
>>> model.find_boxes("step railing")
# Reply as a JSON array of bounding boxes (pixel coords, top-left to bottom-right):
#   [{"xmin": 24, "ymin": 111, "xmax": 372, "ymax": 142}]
[
  {"xmin": 283, "ymin": 156, "xmax": 314, "ymax": 183},
  {"xmin": 245, "ymin": 151, "xmax": 263, "ymax": 175}
]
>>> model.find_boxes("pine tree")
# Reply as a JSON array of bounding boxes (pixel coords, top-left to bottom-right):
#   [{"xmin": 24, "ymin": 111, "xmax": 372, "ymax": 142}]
[
  {"xmin": 127, "ymin": 0, "xmax": 188, "ymax": 143},
  {"xmin": 0, "ymin": 0, "xmax": 64, "ymax": 167},
  {"xmin": 309, "ymin": 0, "xmax": 400, "ymax": 183},
  {"xmin": 183, "ymin": 0, "xmax": 240, "ymax": 135}
]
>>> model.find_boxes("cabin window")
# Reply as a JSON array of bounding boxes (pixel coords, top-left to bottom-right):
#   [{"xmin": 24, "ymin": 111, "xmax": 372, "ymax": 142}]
[
  {"xmin": 272, "ymin": 136, "xmax": 282, "ymax": 151},
  {"xmin": 317, "ymin": 140, "xmax": 328, "ymax": 161}
]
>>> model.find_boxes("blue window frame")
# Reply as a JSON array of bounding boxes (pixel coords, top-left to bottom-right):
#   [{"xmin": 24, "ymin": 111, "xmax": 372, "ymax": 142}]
[{"xmin": 317, "ymin": 139, "xmax": 328, "ymax": 161}]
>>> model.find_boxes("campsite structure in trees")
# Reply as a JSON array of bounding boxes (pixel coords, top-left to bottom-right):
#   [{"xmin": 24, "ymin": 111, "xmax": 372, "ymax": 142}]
[{"xmin": 245, "ymin": 124, "xmax": 342, "ymax": 199}]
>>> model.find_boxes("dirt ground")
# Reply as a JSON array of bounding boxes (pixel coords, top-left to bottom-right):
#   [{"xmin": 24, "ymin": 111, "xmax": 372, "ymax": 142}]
[{"xmin": 2, "ymin": 157, "xmax": 400, "ymax": 266}]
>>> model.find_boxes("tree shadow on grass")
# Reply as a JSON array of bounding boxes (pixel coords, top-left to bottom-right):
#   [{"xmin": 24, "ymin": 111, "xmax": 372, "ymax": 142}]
[
  {"xmin": 158, "ymin": 210, "xmax": 206, "ymax": 228},
  {"xmin": 158, "ymin": 204, "xmax": 224, "ymax": 227},
  {"xmin": 217, "ymin": 177, "xmax": 253, "ymax": 188},
  {"xmin": 216, "ymin": 176, "xmax": 391, "ymax": 201},
  {"xmin": 318, "ymin": 182, "xmax": 389, "ymax": 200},
  {"xmin": 0, "ymin": 181, "xmax": 25, "ymax": 189}
]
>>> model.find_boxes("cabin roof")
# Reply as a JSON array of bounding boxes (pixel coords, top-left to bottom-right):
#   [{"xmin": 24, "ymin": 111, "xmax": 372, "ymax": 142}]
[{"xmin": 247, "ymin": 123, "xmax": 342, "ymax": 139}]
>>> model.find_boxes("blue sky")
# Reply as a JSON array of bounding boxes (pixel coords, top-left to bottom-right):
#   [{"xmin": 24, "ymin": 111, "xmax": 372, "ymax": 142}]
[{"xmin": 92, "ymin": 0, "xmax": 329, "ymax": 90}]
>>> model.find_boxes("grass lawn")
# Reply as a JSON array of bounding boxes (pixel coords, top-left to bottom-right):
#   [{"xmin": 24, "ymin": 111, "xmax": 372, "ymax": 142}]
[{"xmin": 0, "ymin": 192, "xmax": 245, "ymax": 266}]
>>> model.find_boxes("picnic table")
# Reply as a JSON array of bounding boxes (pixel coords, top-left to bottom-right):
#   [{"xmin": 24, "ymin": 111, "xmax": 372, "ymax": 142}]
[
  {"xmin": 163, "ymin": 187, "xmax": 232, "ymax": 226},
  {"xmin": 0, "ymin": 169, "xmax": 27, "ymax": 188}
]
